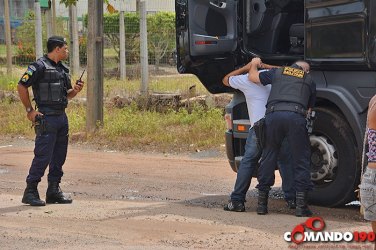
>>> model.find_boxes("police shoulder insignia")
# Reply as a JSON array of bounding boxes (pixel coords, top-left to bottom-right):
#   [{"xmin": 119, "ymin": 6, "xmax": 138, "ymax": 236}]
[
  {"xmin": 26, "ymin": 65, "xmax": 36, "ymax": 76},
  {"xmin": 283, "ymin": 67, "xmax": 304, "ymax": 78},
  {"xmin": 21, "ymin": 74, "xmax": 29, "ymax": 82}
]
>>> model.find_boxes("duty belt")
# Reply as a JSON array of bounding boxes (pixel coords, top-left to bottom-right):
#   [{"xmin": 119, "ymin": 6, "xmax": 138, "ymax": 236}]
[
  {"xmin": 266, "ymin": 104, "xmax": 306, "ymax": 116},
  {"xmin": 39, "ymin": 109, "xmax": 65, "ymax": 116}
]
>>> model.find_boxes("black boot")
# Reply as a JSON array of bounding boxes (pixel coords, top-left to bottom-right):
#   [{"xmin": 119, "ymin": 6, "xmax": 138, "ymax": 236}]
[
  {"xmin": 257, "ymin": 190, "xmax": 269, "ymax": 215},
  {"xmin": 22, "ymin": 182, "xmax": 46, "ymax": 206},
  {"xmin": 286, "ymin": 199, "xmax": 296, "ymax": 209},
  {"xmin": 46, "ymin": 182, "xmax": 72, "ymax": 204},
  {"xmin": 295, "ymin": 192, "xmax": 313, "ymax": 217}
]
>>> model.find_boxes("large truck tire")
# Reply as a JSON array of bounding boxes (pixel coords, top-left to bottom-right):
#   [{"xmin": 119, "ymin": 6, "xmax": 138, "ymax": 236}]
[{"xmin": 308, "ymin": 107, "xmax": 360, "ymax": 207}]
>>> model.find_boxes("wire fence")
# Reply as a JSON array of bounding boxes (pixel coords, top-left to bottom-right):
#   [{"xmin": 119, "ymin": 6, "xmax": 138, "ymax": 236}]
[{"xmin": 0, "ymin": 0, "xmax": 194, "ymax": 97}]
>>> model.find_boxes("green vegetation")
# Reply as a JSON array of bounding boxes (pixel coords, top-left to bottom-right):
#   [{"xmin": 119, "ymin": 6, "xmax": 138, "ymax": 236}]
[
  {"xmin": 0, "ymin": 74, "xmax": 18, "ymax": 91},
  {"xmin": 14, "ymin": 11, "xmax": 69, "ymax": 65},
  {"xmin": 103, "ymin": 75, "xmax": 208, "ymax": 97},
  {"xmin": 0, "ymin": 75, "xmax": 226, "ymax": 152},
  {"xmin": 83, "ymin": 12, "xmax": 175, "ymax": 65},
  {"xmin": 0, "ymin": 44, "xmax": 17, "ymax": 58},
  {"xmin": 0, "ymin": 100, "xmax": 225, "ymax": 152}
]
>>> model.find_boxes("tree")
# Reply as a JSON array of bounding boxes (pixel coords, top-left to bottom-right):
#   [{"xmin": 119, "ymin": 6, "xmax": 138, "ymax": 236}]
[{"xmin": 147, "ymin": 12, "xmax": 175, "ymax": 71}]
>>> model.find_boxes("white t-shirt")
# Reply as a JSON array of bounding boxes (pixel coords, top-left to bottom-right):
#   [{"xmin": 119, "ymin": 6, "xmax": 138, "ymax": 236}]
[{"xmin": 229, "ymin": 72, "xmax": 271, "ymax": 127}]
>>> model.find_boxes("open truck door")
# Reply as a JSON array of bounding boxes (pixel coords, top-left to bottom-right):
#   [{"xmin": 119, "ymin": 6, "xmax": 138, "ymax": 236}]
[{"xmin": 175, "ymin": 0, "xmax": 239, "ymax": 93}]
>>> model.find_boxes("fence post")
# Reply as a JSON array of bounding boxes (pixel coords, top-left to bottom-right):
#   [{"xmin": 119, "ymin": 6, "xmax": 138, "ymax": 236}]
[
  {"xmin": 51, "ymin": 0, "xmax": 56, "ymax": 35},
  {"xmin": 69, "ymin": 4, "xmax": 80, "ymax": 75},
  {"xmin": 34, "ymin": 0, "xmax": 43, "ymax": 59},
  {"xmin": 139, "ymin": 0, "xmax": 148, "ymax": 94},
  {"xmin": 4, "ymin": 0, "xmax": 12, "ymax": 74},
  {"xmin": 136, "ymin": 0, "xmax": 140, "ymax": 12},
  {"xmin": 86, "ymin": 0, "xmax": 104, "ymax": 132},
  {"xmin": 45, "ymin": 8, "xmax": 52, "ymax": 38},
  {"xmin": 119, "ymin": 0, "xmax": 126, "ymax": 80}
]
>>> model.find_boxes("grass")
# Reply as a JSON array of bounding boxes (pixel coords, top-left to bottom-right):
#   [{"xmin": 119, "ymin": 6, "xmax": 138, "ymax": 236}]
[
  {"xmin": 103, "ymin": 74, "xmax": 209, "ymax": 97},
  {"xmin": 0, "ymin": 44, "xmax": 18, "ymax": 58},
  {"xmin": 0, "ymin": 72, "xmax": 226, "ymax": 152},
  {"xmin": 0, "ymin": 66, "xmax": 208, "ymax": 96},
  {"xmin": 0, "ymin": 100, "xmax": 226, "ymax": 152}
]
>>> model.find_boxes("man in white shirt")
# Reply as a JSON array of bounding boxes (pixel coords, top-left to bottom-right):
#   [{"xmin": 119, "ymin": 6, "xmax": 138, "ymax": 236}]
[{"xmin": 222, "ymin": 59, "xmax": 295, "ymax": 212}]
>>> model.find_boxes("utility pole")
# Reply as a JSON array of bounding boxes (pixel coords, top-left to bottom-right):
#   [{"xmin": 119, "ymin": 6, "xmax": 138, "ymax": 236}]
[
  {"xmin": 139, "ymin": 0, "xmax": 148, "ymax": 94},
  {"xmin": 51, "ymin": 0, "xmax": 56, "ymax": 35},
  {"xmin": 119, "ymin": 0, "xmax": 126, "ymax": 80},
  {"xmin": 69, "ymin": 4, "xmax": 79, "ymax": 75},
  {"xmin": 136, "ymin": 0, "xmax": 140, "ymax": 12},
  {"xmin": 34, "ymin": 0, "xmax": 43, "ymax": 59},
  {"xmin": 4, "ymin": 0, "xmax": 12, "ymax": 74},
  {"xmin": 86, "ymin": 0, "xmax": 104, "ymax": 132},
  {"xmin": 45, "ymin": 0, "xmax": 52, "ymax": 38}
]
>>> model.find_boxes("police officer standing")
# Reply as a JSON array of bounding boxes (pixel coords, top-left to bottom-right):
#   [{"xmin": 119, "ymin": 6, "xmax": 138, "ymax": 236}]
[
  {"xmin": 249, "ymin": 58, "xmax": 316, "ymax": 217},
  {"xmin": 17, "ymin": 36, "xmax": 84, "ymax": 206}
]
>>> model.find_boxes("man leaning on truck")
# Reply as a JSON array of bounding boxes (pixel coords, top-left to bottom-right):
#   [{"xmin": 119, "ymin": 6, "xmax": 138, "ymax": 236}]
[{"xmin": 222, "ymin": 58, "xmax": 296, "ymax": 212}]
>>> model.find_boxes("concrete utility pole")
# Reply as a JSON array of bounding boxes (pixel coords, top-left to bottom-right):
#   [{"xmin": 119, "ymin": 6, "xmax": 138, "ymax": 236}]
[
  {"xmin": 139, "ymin": 0, "xmax": 149, "ymax": 94},
  {"xmin": 119, "ymin": 0, "xmax": 126, "ymax": 80},
  {"xmin": 4, "ymin": 0, "xmax": 12, "ymax": 74},
  {"xmin": 69, "ymin": 4, "xmax": 80, "ymax": 75},
  {"xmin": 51, "ymin": 0, "xmax": 56, "ymax": 35},
  {"xmin": 136, "ymin": 0, "xmax": 140, "ymax": 12},
  {"xmin": 86, "ymin": 0, "xmax": 104, "ymax": 132},
  {"xmin": 34, "ymin": 0, "xmax": 43, "ymax": 59},
  {"xmin": 45, "ymin": 1, "xmax": 52, "ymax": 38}
]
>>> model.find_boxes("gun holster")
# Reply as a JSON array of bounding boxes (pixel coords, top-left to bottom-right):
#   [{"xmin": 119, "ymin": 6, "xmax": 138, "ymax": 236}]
[
  {"xmin": 253, "ymin": 117, "xmax": 266, "ymax": 148},
  {"xmin": 34, "ymin": 115, "xmax": 46, "ymax": 136},
  {"xmin": 306, "ymin": 111, "xmax": 316, "ymax": 134}
]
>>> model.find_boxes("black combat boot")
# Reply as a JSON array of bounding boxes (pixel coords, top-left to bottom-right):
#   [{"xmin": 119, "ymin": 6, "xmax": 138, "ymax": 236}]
[
  {"xmin": 22, "ymin": 182, "xmax": 46, "ymax": 206},
  {"xmin": 46, "ymin": 182, "xmax": 72, "ymax": 204},
  {"xmin": 257, "ymin": 190, "xmax": 269, "ymax": 215},
  {"xmin": 286, "ymin": 199, "xmax": 296, "ymax": 209},
  {"xmin": 295, "ymin": 191, "xmax": 313, "ymax": 217}
]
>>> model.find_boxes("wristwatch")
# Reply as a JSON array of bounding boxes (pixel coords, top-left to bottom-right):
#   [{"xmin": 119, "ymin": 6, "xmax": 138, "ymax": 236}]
[{"xmin": 26, "ymin": 107, "xmax": 33, "ymax": 113}]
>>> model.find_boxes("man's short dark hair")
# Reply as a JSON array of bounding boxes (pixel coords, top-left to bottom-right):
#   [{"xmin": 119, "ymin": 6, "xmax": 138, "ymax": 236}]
[
  {"xmin": 292, "ymin": 60, "xmax": 310, "ymax": 73},
  {"xmin": 47, "ymin": 36, "xmax": 67, "ymax": 53}
]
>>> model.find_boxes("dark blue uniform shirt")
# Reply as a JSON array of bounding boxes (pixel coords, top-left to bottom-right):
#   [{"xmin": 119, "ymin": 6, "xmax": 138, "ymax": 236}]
[
  {"xmin": 18, "ymin": 55, "xmax": 72, "ymax": 90},
  {"xmin": 259, "ymin": 68, "xmax": 316, "ymax": 108}
]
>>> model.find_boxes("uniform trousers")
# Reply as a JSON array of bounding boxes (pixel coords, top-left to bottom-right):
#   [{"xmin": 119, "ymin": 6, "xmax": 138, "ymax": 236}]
[
  {"xmin": 26, "ymin": 113, "xmax": 69, "ymax": 184},
  {"xmin": 257, "ymin": 111, "xmax": 313, "ymax": 192},
  {"xmin": 230, "ymin": 127, "xmax": 295, "ymax": 202}
]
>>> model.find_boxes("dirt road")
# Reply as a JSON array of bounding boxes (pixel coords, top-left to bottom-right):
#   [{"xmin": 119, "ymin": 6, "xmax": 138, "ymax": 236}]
[{"xmin": 0, "ymin": 137, "xmax": 373, "ymax": 249}]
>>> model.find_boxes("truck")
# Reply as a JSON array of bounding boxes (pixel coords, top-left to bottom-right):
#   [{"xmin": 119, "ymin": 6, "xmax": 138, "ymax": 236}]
[{"xmin": 175, "ymin": 0, "xmax": 376, "ymax": 207}]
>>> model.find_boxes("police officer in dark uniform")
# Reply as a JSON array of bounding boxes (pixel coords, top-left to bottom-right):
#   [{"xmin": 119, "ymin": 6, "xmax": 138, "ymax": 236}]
[
  {"xmin": 249, "ymin": 58, "xmax": 316, "ymax": 217},
  {"xmin": 17, "ymin": 36, "xmax": 84, "ymax": 206}
]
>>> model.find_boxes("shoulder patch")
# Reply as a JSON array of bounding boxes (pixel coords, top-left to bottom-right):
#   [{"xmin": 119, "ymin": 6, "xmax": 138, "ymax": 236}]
[
  {"xmin": 21, "ymin": 74, "xmax": 29, "ymax": 82},
  {"xmin": 29, "ymin": 65, "xmax": 36, "ymax": 71},
  {"xmin": 283, "ymin": 67, "xmax": 304, "ymax": 78}
]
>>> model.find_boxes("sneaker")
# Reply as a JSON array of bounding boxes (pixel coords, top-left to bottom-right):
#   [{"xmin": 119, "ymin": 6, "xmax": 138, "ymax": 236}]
[
  {"xmin": 224, "ymin": 201, "xmax": 245, "ymax": 212},
  {"xmin": 286, "ymin": 199, "xmax": 296, "ymax": 209}
]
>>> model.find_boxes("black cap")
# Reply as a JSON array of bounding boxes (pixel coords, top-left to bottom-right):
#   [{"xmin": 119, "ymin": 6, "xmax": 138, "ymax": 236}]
[{"xmin": 47, "ymin": 36, "xmax": 67, "ymax": 45}]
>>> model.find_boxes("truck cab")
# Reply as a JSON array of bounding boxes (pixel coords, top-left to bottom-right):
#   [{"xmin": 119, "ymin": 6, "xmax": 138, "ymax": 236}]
[{"xmin": 175, "ymin": 0, "xmax": 376, "ymax": 206}]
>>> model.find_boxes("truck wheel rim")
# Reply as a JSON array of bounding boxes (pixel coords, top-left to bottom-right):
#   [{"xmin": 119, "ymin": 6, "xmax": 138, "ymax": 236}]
[{"xmin": 310, "ymin": 135, "xmax": 338, "ymax": 182}]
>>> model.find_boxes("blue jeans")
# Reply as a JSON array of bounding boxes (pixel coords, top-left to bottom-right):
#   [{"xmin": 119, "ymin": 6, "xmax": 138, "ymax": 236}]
[
  {"xmin": 230, "ymin": 127, "xmax": 295, "ymax": 202},
  {"xmin": 26, "ymin": 114, "xmax": 69, "ymax": 184}
]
